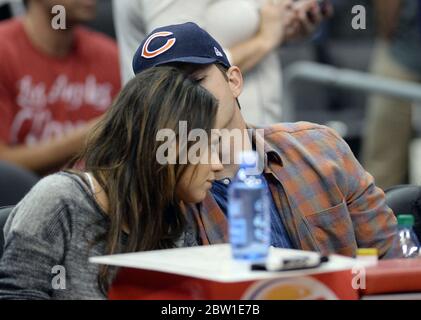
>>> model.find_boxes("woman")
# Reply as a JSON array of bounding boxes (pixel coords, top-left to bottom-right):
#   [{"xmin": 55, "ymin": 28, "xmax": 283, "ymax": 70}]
[{"xmin": 0, "ymin": 66, "xmax": 223, "ymax": 299}]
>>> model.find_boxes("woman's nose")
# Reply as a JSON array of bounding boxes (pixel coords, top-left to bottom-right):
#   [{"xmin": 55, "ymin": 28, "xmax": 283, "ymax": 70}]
[
  {"xmin": 210, "ymin": 153, "xmax": 224, "ymax": 172},
  {"xmin": 211, "ymin": 161, "xmax": 224, "ymax": 172}
]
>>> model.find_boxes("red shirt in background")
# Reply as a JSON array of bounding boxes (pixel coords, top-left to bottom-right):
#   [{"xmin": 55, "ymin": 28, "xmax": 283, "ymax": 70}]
[{"xmin": 0, "ymin": 18, "xmax": 121, "ymax": 146}]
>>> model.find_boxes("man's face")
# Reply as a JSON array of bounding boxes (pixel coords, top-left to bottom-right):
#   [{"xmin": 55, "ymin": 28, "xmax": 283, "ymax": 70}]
[
  {"xmin": 191, "ymin": 64, "xmax": 240, "ymax": 131},
  {"xmin": 191, "ymin": 64, "xmax": 247, "ymax": 173},
  {"xmin": 43, "ymin": 0, "xmax": 97, "ymax": 23}
]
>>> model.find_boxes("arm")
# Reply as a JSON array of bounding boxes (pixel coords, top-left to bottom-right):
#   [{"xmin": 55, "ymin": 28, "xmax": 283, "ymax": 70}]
[
  {"xmin": 0, "ymin": 125, "xmax": 93, "ymax": 175},
  {"xmin": 373, "ymin": 0, "xmax": 401, "ymax": 40},
  {"xmin": 0, "ymin": 86, "xmax": 97, "ymax": 175},
  {"xmin": 226, "ymin": 36, "xmax": 276, "ymax": 74},
  {"xmin": 325, "ymin": 128, "xmax": 398, "ymax": 258},
  {"xmin": 227, "ymin": 0, "xmax": 296, "ymax": 73}
]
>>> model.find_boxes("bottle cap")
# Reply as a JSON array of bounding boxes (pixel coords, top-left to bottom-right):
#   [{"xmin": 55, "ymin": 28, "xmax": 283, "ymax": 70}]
[
  {"xmin": 238, "ymin": 150, "xmax": 257, "ymax": 167},
  {"xmin": 356, "ymin": 248, "xmax": 378, "ymax": 256},
  {"xmin": 397, "ymin": 214, "xmax": 415, "ymax": 227}
]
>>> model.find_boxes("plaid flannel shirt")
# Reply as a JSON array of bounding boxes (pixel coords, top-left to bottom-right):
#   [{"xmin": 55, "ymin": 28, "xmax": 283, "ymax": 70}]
[{"xmin": 187, "ymin": 122, "xmax": 398, "ymax": 258}]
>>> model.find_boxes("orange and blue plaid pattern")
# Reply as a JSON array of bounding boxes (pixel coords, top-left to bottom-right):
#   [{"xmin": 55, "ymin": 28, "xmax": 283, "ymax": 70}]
[{"xmin": 188, "ymin": 122, "xmax": 398, "ymax": 258}]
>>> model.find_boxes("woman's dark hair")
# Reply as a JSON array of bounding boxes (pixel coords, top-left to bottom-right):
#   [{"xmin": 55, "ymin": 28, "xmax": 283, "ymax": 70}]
[{"xmin": 71, "ymin": 66, "xmax": 218, "ymax": 293}]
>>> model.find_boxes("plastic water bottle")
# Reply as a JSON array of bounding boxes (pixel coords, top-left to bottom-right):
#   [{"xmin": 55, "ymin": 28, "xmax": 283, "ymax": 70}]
[
  {"xmin": 228, "ymin": 151, "xmax": 271, "ymax": 262},
  {"xmin": 391, "ymin": 215, "xmax": 420, "ymax": 258}
]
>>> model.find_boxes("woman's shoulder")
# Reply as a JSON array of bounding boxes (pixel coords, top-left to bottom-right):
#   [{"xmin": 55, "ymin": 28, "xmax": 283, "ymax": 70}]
[
  {"xmin": 5, "ymin": 172, "xmax": 95, "ymax": 237},
  {"xmin": 24, "ymin": 172, "xmax": 89, "ymax": 203}
]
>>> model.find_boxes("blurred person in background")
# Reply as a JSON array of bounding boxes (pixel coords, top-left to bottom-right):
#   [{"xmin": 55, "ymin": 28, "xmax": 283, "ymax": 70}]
[
  {"xmin": 362, "ymin": 0, "xmax": 421, "ymax": 189},
  {"xmin": 0, "ymin": 0, "xmax": 25, "ymax": 19},
  {"xmin": 0, "ymin": 0, "xmax": 121, "ymax": 176},
  {"xmin": 113, "ymin": 0, "xmax": 333, "ymax": 126}
]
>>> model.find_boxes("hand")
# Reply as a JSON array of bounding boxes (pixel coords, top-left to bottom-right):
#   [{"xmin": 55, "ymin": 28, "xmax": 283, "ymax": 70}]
[
  {"xmin": 285, "ymin": 0, "xmax": 334, "ymax": 41},
  {"xmin": 258, "ymin": 0, "xmax": 297, "ymax": 50}
]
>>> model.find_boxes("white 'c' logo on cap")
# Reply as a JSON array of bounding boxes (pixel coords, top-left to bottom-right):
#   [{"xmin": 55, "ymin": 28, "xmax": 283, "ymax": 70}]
[{"xmin": 141, "ymin": 31, "xmax": 176, "ymax": 59}]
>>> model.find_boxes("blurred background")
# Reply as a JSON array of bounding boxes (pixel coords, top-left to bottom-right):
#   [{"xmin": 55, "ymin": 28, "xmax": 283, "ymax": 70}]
[{"xmin": 1, "ymin": 0, "xmax": 421, "ymax": 189}]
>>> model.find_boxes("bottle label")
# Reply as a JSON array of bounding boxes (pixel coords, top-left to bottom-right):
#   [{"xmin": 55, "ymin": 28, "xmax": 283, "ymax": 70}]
[
  {"xmin": 230, "ymin": 219, "xmax": 247, "ymax": 245},
  {"xmin": 229, "ymin": 200, "xmax": 247, "ymax": 245}
]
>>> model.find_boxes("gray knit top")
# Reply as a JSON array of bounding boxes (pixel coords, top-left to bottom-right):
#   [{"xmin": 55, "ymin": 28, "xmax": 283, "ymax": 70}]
[{"xmin": 0, "ymin": 172, "xmax": 198, "ymax": 300}]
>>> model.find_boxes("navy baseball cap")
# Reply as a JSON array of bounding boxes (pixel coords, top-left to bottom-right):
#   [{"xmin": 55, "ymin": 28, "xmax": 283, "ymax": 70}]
[{"xmin": 132, "ymin": 22, "xmax": 231, "ymax": 74}]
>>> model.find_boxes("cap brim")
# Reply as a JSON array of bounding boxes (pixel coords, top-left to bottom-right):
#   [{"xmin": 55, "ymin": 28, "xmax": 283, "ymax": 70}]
[{"xmin": 154, "ymin": 56, "xmax": 225, "ymax": 67}]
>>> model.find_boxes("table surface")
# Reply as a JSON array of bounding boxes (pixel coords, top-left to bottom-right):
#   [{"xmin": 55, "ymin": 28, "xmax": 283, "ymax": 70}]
[{"xmin": 90, "ymin": 244, "xmax": 365, "ymax": 283}]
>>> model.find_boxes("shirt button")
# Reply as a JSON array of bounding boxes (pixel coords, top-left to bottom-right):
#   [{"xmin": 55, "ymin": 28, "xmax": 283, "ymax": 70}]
[{"xmin": 223, "ymin": 178, "xmax": 231, "ymax": 185}]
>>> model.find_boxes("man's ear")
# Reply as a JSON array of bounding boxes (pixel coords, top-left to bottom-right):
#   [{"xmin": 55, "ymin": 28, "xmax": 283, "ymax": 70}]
[{"xmin": 226, "ymin": 66, "xmax": 243, "ymax": 99}]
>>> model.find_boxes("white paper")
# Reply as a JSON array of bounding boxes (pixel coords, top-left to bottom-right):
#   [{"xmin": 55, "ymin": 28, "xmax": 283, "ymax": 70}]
[{"xmin": 90, "ymin": 244, "xmax": 362, "ymax": 283}]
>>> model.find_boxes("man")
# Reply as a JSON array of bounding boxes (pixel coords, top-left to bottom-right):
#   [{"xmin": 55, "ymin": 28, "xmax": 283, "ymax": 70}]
[
  {"xmin": 0, "ymin": 0, "xmax": 121, "ymax": 175},
  {"xmin": 132, "ymin": 22, "xmax": 398, "ymax": 258}
]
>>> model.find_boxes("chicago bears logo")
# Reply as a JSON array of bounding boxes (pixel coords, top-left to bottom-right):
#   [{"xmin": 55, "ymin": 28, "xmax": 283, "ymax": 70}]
[{"xmin": 141, "ymin": 31, "xmax": 176, "ymax": 59}]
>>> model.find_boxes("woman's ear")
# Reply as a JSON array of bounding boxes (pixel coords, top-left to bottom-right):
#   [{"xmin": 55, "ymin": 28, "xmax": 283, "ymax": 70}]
[{"xmin": 226, "ymin": 66, "xmax": 243, "ymax": 99}]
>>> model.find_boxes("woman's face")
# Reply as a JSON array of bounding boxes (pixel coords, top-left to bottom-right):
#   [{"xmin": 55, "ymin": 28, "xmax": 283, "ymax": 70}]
[{"xmin": 176, "ymin": 134, "xmax": 223, "ymax": 203}]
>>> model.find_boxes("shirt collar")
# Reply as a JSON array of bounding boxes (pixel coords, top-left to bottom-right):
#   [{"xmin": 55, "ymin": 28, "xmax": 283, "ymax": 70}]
[{"xmin": 248, "ymin": 124, "xmax": 284, "ymax": 167}]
